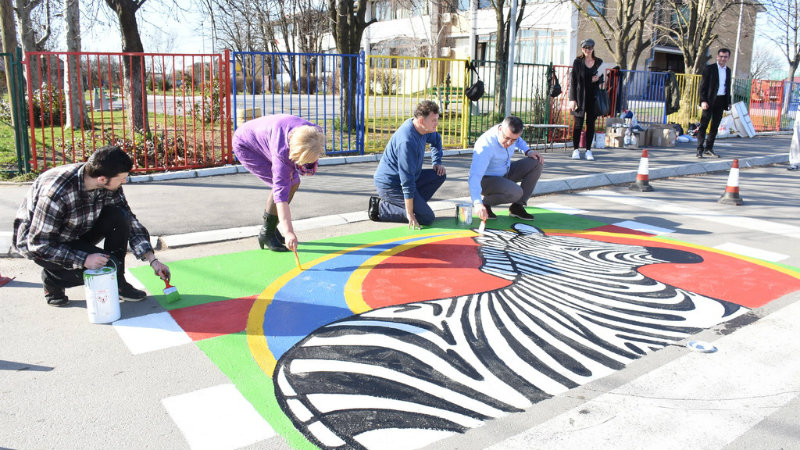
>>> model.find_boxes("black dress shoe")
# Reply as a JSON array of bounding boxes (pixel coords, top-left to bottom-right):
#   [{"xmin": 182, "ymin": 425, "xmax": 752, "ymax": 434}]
[
  {"xmin": 509, "ymin": 203, "xmax": 534, "ymax": 220},
  {"xmin": 484, "ymin": 204, "xmax": 497, "ymax": 220}
]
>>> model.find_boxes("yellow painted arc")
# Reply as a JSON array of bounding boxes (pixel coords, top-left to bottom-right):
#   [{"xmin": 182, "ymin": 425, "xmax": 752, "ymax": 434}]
[{"xmin": 246, "ymin": 230, "xmax": 476, "ymax": 377}]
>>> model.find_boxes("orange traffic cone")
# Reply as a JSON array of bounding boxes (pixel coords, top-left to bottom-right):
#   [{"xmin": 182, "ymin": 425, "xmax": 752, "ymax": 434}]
[
  {"xmin": 629, "ymin": 149, "xmax": 654, "ymax": 192},
  {"xmin": 0, "ymin": 272, "xmax": 13, "ymax": 288},
  {"xmin": 719, "ymin": 159, "xmax": 744, "ymax": 205}
]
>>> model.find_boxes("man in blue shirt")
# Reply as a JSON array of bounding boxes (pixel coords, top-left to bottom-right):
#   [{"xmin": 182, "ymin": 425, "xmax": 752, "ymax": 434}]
[
  {"xmin": 370, "ymin": 101, "xmax": 447, "ymax": 229},
  {"xmin": 469, "ymin": 116, "xmax": 544, "ymax": 221}
]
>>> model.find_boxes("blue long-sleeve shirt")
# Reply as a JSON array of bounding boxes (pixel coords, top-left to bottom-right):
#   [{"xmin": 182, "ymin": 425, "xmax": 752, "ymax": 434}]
[
  {"xmin": 374, "ymin": 118, "xmax": 443, "ymax": 199},
  {"xmin": 468, "ymin": 125, "xmax": 530, "ymax": 204}
]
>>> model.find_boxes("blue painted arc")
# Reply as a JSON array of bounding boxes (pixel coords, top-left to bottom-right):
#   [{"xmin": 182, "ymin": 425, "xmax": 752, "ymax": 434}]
[{"xmin": 264, "ymin": 234, "xmax": 451, "ymax": 360}]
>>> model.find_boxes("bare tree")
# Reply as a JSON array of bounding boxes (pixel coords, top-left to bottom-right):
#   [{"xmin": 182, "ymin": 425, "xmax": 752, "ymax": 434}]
[
  {"xmin": 566, "ymin": 0, "xmax": 657, "ymax": 70},
  {"xmin": 13, "ymin": 0, "xmax": 52, "ymax": 89},
  {"xmin": 654, "ymin": 0, "xmax": 746, "ymax": 75},
  {"xmin": 329, "ymin": 0, "xmax": 375, "ymax": 129},
  {"xmin": 761, "ymin": 0, "xmax": 800, "ymax": 80},
  {"xmin": 1, "ymin": 0, "xmax": 20, "ymax": 95},
  {"xmin": 63, "ymin": 0, "xmax": 86, "ymax": 129},
  {"xmin": 104, "ymin": 0, "xmax": 148, "ymax": 132},
  {"xmin": 750, "ymin": 44, "xmax": 784, "ymax": 79}
]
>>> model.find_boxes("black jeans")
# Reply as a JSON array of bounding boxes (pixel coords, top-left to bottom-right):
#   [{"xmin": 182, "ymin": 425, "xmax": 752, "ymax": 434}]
[
  {"xmin": 572, "ymin": 95, "xmax": 598, "ymax": 151},
  {"xmin": 34, "ymin": 206, "xmax": 131, "ymax": 291},
  {"xmin": 697, "ymin": 97, "xmax": 727, "ymax": 151}
]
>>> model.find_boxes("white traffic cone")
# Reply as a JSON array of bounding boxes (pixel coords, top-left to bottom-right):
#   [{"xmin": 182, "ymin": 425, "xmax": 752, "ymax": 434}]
[
  {"xmin": 719, "ymin": 158, "xmax": 744, "ymax": 205},
  {"xmin": 629, "ymin": 149, "xmax": 654, "ymax": 192}
]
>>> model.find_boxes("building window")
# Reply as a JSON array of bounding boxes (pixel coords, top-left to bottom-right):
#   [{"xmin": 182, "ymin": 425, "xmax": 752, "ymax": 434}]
[
  {"xmin": 588, "ymin": 0, "xmax": 605, "ymax": 16},
  {"xmin": 371, "ymin": 0, "xmax": 392, "ymax": 21},
  {"xmin": 485, "ymin": 29, "xmax": 569, "ymax": 65},
  {"xmin": 458, "ymin": 0, "xmax": 492, "ymax": 10}
]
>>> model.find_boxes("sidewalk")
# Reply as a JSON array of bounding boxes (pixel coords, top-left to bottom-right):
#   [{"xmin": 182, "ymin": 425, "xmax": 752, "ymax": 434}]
[{"xmin": 0, "ymin": 133, "xmax": 792, "ymax": 255}]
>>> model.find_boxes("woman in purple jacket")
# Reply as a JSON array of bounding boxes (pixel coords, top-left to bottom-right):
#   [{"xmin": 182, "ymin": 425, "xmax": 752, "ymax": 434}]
[{"xmin": 233, "ymin": 114, "xmax": 325, "ymax": 252}]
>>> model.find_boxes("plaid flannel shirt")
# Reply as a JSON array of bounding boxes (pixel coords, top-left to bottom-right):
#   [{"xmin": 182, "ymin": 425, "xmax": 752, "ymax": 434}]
[{"xmin": 13, "ymin": 163, "xmax": 153, "ymax": 269}]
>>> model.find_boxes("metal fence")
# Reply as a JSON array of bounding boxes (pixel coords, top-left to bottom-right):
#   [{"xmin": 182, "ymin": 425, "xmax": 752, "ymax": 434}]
[
  {"xmin": 231, "ymin": 51, "xmax": 364, "ymax": 155},
  {"xmin": 24, "ymin": 50, "xmax": 233, "ymax": 173},
  {"xmin": 364, "ymin": 55, "xmax": 469, "ymax": 152},
  {"xmin": 6, "ymin": 48, "xmax": 800, "ymax": 175}
]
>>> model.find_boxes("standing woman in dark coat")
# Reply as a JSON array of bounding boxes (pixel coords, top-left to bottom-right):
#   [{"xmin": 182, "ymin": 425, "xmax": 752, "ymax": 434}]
[{"xmin": 569, "ymin": 39, "xmax": 603, "ymax": 161}]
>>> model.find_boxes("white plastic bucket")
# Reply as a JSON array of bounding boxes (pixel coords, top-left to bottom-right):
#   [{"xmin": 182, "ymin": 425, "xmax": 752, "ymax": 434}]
[
  {"xmin": 83, "ymin": 263, "xmax": 120, "ymax": 324},
  {"xmin": 456, "ymin": 203, "xmax": 473, "ymax": 227}
]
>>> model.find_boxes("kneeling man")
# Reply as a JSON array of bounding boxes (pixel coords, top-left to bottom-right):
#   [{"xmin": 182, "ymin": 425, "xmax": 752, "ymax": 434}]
[
  {"xmin": 469, "ymin": 116, "xmax": 544, "ymax": 221},
  {"xmin": 13, "ymin": 145, "xmax": 171, "ymax": 306}
]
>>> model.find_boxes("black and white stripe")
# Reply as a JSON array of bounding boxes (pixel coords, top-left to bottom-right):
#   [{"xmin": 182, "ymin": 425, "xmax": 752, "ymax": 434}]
[{"xmin": 274, "ymin": 224, "xmax": 746, "ymax": 450}]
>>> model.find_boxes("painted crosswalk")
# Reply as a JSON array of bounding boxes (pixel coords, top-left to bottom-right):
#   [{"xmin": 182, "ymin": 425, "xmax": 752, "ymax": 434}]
[{"xmin": 485, "ymin": 297, "xmax": 800, "ymax": 450}]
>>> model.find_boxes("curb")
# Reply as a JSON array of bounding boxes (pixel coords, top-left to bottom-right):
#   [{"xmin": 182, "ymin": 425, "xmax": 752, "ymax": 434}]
[
  {"xmin": 1, "ymin": 154, "xmax": 790, "ymax": 254},
  {"xmin": 147, "ymin": 154, "xmax": 789, "ymax": 250}
]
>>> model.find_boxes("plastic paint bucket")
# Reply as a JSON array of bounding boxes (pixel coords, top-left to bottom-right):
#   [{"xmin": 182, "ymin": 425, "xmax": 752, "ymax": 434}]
[
  {"xmin": 83, "ymin": 264, "xmax": 120, "ymax": 324},
  {"xmin": 456, "ymin": 203, "xmax": 473, "ymax": 227}
]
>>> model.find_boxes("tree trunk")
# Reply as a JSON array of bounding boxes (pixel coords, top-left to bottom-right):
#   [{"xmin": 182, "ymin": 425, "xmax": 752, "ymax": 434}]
[
  {"xmin": 14, "ymin": 0, "xmax": 44, "ymax": 89},
  {"xmin": 329, "ymin": 0, "xmax": 373, "ymax": 130},
  {"xmin": 63, "ymin": 0, "xmax": 86, "ymax": 129},
  {"xmin": 493, "ymin": 3, "xmax": 508, "ymax": 118},
  {"xmin": 1, "ymin": 0, "xmax": 19, "ymax": 96},
  {"xmin": 105, "ymin": 0, "xmax": 148, "ymax": 132}
]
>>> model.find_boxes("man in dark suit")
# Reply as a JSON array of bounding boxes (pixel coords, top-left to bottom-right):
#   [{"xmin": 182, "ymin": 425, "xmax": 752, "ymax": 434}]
[{"xmin": 696, "ymin": 48, "xmax": 732, "ymax": 158}]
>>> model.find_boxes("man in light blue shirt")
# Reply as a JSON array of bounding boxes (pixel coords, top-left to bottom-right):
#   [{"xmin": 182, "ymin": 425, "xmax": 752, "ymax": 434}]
[
  {"xmin": 370, "ymin": 101, "xmax": 447, "ymax": 228},
  {"xmin": 469, "ymin": 116, "xmax": 544, "ymax": 221}
]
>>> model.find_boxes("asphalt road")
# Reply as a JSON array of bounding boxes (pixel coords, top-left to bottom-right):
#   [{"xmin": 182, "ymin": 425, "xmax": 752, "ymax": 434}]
[{"xmin": 2, "ymin": 165, "xmax": 800, "ymax": 450}]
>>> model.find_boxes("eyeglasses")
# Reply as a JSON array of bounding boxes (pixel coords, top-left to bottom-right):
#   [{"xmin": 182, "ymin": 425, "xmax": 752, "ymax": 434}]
[
  {"xmin": 498, "ymin": 127, "xmax": 519, "ymax": 146},
  {"xmin": 582, "ymin": 46, "xmax": 594, "ymax": 50}
]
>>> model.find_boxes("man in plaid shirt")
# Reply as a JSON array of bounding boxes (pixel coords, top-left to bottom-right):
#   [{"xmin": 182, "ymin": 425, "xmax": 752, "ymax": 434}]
[{"xmin": 13, "ymin": 146, "xmax": 171, "ymax": 306}]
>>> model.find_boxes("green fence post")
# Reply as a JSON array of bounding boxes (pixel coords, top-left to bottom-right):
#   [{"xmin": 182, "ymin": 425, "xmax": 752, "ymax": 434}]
[{"xmin": 10, "ymin": 47, "xmax": 30, "ymax": 173}]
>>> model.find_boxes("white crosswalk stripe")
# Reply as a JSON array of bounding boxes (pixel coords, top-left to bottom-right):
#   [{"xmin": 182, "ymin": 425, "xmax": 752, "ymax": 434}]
[{"xmin": 577, "ymin": 190, "xmax": 800, "ymax": 239}]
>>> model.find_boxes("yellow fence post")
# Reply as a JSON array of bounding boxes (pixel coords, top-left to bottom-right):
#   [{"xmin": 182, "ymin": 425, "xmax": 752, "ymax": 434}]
[{"xmin": 362, "ymin": 54, "xmax": 469, "ymax": 153}]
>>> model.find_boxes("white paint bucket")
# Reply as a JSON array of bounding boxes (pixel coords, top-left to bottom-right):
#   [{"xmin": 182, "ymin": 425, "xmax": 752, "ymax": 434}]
[
  {"xmin": 455, "ymin": 203, "xmax": 473, "ymax": 227},
  {"xmin": 83, "ymin": 263, "xmax": 120, "ymax": 324}
]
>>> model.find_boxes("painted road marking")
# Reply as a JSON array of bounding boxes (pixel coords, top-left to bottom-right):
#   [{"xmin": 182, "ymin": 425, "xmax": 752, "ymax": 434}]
[
  {"xmin": 162, "ymin": 384, "xmax": 276, "ymax": 450},
  {"xmin": 714, "ymin": 242, "xmax": 790, "ymax": 263},
  {"xmin": 611, "ymin": 220, "xmax": 675, "ymax": 235},
  {"xmin": 536, "ymin": 202, "xmax": 590, "ymax": 215},
  {"xmin": 578, "ymin": 190, "xmax": 800, "ymax": 239},
  {"xmin": 487, "ymin": 297, "xmax": 800, "ymax": 450},
  {"xmin": 113, "ymin": 311, "xmax": 192, "ymax": 355}
]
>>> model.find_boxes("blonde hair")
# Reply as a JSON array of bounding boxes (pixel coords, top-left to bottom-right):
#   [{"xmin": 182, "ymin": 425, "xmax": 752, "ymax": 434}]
[{"xmin": 288, "ymin": 125, "xmax": 326, "ymax": 165}]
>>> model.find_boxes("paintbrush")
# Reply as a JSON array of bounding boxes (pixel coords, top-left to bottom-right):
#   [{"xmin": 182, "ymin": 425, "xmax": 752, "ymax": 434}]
[
  {"xmin": 163, "ymin": 279, "xmax": 181, "ymax": 303},
  {"xmin": 293, "ymin": 249, "xmax": 303, "ymax": 270}
]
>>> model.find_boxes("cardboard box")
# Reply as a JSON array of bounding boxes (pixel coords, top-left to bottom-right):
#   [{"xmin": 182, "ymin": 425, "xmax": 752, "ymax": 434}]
[
  {"xmin": 626, "ymin": 130, "xmax": 645, "ymax": 149},
  {"xmin": 646, "ymin": 126, "xmax": 676, "ymax": 147},
  {"xmin": 605, "ymin": 134, "xmax": 624, "ymax": 148}
]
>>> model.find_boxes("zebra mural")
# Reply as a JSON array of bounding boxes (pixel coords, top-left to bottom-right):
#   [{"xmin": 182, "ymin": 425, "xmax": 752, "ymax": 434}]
[{"xmin": 273, "ymin": 224, "xmax": 748, "ymax": 450}]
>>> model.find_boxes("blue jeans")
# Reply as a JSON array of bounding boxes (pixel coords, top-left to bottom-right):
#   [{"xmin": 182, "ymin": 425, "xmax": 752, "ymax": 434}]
[{"xmin": 375, "ymin": 169, "xmax": 446, "ymax": 225}]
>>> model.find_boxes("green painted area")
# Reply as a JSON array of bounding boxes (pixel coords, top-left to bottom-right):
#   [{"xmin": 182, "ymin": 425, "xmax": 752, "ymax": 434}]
[{"xmin": 197, "ymin": 333, "xmax": 319, "ymax": 450}]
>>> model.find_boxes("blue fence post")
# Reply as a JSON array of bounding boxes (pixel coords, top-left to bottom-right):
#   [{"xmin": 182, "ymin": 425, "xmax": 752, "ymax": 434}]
[{"xmin": 357, "ymin": 51, "xmax": 365, "ymax": 155}]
